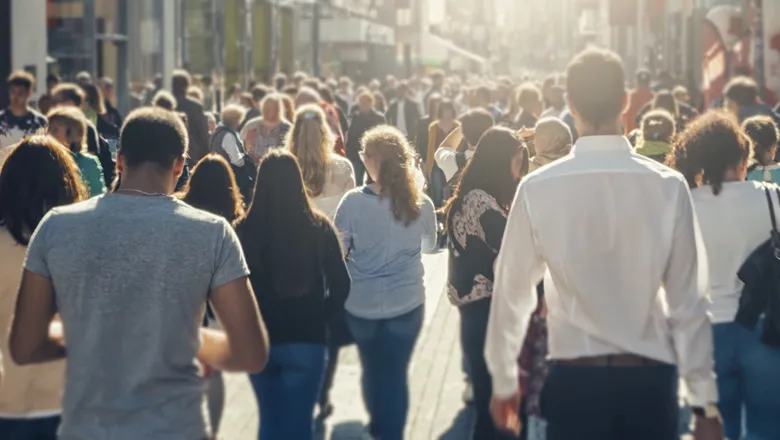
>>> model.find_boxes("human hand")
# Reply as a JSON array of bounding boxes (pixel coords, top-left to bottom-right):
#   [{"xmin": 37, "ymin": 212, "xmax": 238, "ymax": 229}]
[
  {"xmin": 490, "ymin": 388, "xmax": 523, "ymax": 435},
  {"xmin": 692, "ymin": 416, "xmax": 724, "ymax": 440},
  {"xmin": 517, "ymin": 127, "xmax": 535, "ymax": 139}
]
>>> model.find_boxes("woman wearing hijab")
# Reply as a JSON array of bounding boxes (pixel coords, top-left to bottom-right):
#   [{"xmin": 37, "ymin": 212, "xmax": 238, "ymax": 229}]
[{"xmin": 528, "ymin": 117, "xmax": 573, "ymax": 172}]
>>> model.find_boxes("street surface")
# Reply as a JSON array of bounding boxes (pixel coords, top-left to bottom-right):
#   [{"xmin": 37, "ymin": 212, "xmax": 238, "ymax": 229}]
[{"xmin": 218, "ymin": 251, "xmax": 472, "ymax": 439}]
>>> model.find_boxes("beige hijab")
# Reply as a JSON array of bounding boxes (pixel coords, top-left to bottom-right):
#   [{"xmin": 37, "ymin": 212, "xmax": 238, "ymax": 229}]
[{"xmin": 529, "ymin": 117, "xmax": 573, "ymax": 172}]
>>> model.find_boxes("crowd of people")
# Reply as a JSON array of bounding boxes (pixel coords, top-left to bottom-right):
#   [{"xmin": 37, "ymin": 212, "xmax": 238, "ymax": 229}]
[{"xmin": 0, "ymin": 45, "xmax": 779, "ymax": 440}]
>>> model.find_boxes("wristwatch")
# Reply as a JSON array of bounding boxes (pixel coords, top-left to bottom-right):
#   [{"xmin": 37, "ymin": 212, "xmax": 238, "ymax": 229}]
[{"xmin": 691, "ymin": 404, "xmax": 721, "ymax": 420}]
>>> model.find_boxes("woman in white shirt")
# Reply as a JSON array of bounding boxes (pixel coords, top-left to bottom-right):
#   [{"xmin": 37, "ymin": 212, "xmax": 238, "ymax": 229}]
[
  {"xmin": 668, "ymin": 111, "xmax": 780, "ymax": 440},
  {"xmin": 288, "ymin": 105, "xmax": 355, "ymax": 219}
]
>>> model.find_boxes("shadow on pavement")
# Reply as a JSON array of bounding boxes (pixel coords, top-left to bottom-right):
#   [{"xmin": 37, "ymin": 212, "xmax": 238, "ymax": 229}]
[{"xmin": 439, "ymin": 407, "xmax": 474, "ymax": 440}]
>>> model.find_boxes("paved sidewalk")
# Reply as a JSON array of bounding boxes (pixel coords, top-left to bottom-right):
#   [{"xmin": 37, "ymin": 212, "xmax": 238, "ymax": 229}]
[{"xmin": 217, "ymin": 251, "xmax": 473, "ymax": 439}]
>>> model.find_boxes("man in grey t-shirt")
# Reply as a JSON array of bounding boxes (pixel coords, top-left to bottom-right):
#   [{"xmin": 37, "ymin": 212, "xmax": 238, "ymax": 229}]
[{"xmin": 10, "ymin": 108, "xmax": 269, "ymax": 440}]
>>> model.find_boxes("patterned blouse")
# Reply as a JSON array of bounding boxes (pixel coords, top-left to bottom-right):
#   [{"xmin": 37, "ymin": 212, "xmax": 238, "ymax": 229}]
[{"xmin": 446, "ymin": 189, "xmax": 507, "ymax": 306}]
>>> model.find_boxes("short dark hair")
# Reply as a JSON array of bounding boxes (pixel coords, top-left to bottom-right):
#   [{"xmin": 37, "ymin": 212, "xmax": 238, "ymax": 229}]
[
  {"xmin": 274, "ymin": 73, "xmax": 287, "ymax": 91},
  {"xmin": 251, "ymin": 85, "xmax": 269, "ymax": 102},
  {"xmin": 76, "ymin": 71, "xmax": 92, "ymax": 84},
  {"xmin": 460, "ymin": 108, "xmax": 495, "ymax": 146},
  {"xmin": 517, "ymin": 83, "xmax": 542, "ymax": 108},
  {"xmin": 7, "ymin": 71, "xmax": 35, "ymax": 92},
  {"xmin": 724, "ymin": 76, "xmax": 759, "ymax": 107},
  {"xmin": 566, "ymin": 48, "xmax": 626, "ymax": 128},
  {"xmin": 119, "ymin": 107, "xmax": 189, "ymax": 169},
  {"xmin": 46, "ymin": 73, "xmax": 61, "ymax": 86},
  {"xmin": 152, "ymin": 90, "xmax": 178, "ymax": 111},
  {"xmin": 743, "ymin": 115, "xmax": 779, "ymax": 158},
  {"xmin": 437, "ymin": 99, "xmax": 456, "ymax": 120},
  {"xmin": 641, "ymin": 110, "xmax": 676, "ymax": 143},
  {"xmin": 171, "ymin": 70, "xmax": 192, "ymax": 95},
  {"xmin": 476, "ymin": 85, "xmax": 493, "ymax": 103},
  {"xmin": 81, "ymin": 82, "xmax": 106, "ymax": 114},
  {"xmin": 52, "ymin": 83, "xmax": 86, "ymax": 107}
]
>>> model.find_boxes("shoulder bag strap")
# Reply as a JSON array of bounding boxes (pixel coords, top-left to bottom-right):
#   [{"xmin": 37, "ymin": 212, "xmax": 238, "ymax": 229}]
[{"xmin": 766, "ymin": 184, "xmax": 779, "ymax": 235}]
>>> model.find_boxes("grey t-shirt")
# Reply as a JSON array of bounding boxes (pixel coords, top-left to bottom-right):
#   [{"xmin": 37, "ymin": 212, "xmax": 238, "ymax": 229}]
[{"xmin": 24, "ymin": 194, "xmax": 250, "ymax": 440}]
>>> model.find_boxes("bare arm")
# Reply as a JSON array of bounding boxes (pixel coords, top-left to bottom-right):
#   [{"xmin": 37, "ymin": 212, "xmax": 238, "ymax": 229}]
[
  {"xmin": 198, "ymin": 277, "xmax": 269, "ymax": 373},
  {"xmin": 10, "ymin": 271, "xmax": 66, "ymax": 365}
]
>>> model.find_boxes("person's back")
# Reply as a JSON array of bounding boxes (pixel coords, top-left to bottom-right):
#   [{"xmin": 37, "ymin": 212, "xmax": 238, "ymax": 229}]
[
  {"xmin": 485, "ymin": 48, "xmax": 721, "ymax": 440},
  {"xmin": 12, "ymin": 108, "xmax": 268, "ymax": 440},
  {"xmin": 27, "ymin": 196, "xmax": 242, "ymax": 438}
]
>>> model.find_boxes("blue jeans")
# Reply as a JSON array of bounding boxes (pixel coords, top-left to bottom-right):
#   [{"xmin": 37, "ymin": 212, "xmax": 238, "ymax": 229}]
[
  {"xmin": 0, "ymin": 416, "xmax": 60, "ymax": 440},
  {"xmin": 249, "ymin": 343, "xmax": 326, "ymax": 440},
  {"xmin": 714, "ymin": 319, "xmax": 780, "ymax": 440},
  {"xmin": 347, "ymin": 306, "xmax": 424, "ymax": 440},
  {"xmin": 429, "ymin": 166, "xmax": 446, "ymax": 208}
]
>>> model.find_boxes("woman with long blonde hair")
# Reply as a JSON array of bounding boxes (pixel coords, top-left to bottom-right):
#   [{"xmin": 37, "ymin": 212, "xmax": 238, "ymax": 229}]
[
  {"xmin": 287, "ymin": 105, "xmax": 355, "ymax": 219},
  {"xmin": 334, "ymin": 125, "xmax": 437, "ymax": 440}
]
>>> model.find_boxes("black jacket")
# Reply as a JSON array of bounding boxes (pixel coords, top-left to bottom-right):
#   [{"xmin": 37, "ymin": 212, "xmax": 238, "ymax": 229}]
[
  {"xmin": 737, "ymin": 234, "xmax": 780, "ymax": 347},
  {"xmin": 175, "ymin": 94, "xmax": 211, "ymax": 166},
  {"xmin": 86, "ymin": 122, "xmax": 116, "ymax": 187},
  {"xmin": 385, "ymin": 99, "xmax": 421, "ymax": 140},
  {"xmin": 346, "ymin": 110, "xmax": 385, "ymax": 160}
]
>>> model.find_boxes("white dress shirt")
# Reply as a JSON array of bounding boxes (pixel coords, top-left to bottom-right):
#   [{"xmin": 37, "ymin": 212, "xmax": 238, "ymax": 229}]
[
  {"xmin": 396, "ymin": 100, "xmax": 408, "ymax": 136},
  {"xmin": 435, "ymin": 146, "xmax": 474, "ymax": 182},
  {"xmin": 485, "ymin": 135, "xmax": 718, "ymax": 407},
  {"xmin": 691, "ymin": 181, "xmax": 780, "ymax": 323},
  {"xmin": 221, "ymin": 133, "xmax": 245, "ymax": 167}
]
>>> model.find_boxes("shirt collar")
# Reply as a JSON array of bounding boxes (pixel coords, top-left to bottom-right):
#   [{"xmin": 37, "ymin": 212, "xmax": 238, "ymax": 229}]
[{"xmin": 571, "ymin": 135, "xmax": 632, "ymax": 154}]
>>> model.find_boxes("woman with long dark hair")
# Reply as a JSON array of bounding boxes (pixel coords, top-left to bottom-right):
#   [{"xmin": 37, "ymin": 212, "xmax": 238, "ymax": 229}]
[
  {"xmin": 667, "ymin": 111, "xmax": 780, "ymax": 440},
  {"xmin": 177, "ymin": 153, "xmax": 244, "ymax": 439},
  {"xmin": 334, "ymin": 126, "xmax": 437, "ymax": 440},
  {"xmin": 444, "ymin": 127, "xmax": 529, "ymax": 440},
  {"xmin": 0, "ymin": 135, "xmax": 87, "ymax": 438},
  {"xmin": 236, "ymin": 150, "xmax": 350, "ymax": 440}
]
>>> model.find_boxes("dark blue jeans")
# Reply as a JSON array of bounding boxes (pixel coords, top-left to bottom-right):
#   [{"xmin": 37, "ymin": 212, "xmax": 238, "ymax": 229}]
[
  {"xmin": 249, "ymin": 343, "xmax": 326, "ymax": 440},
  {"xmin": 714, "ymin": 318, "xmax": 780, "ymax": 440},
  {"xmin": 429, "ymin": 166, "xmax": 446, "ymax": 208},
  {"xmin": 0, "ymin": 416, "xmax": 60, "ymax": 440},
  {"xmin": 347, "ymin": 306, "xmax": 424, "ymax": 440}
]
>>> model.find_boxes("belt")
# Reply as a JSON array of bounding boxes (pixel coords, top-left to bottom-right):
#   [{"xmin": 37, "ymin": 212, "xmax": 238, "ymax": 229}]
[{"xmin": 552, "ymin": 354, "xmax": 666, "ymax": 367}]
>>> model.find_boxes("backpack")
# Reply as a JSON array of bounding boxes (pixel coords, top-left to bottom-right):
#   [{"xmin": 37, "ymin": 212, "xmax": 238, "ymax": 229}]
[{"xmin": 736, "ymin": 183, "xmax": 780, "ymax": 347}]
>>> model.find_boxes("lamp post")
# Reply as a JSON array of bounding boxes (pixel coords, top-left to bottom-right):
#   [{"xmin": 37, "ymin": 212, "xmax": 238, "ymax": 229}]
[{"xmin": 312, "ymin": 0, "xmax": 321, "ymax": 77}]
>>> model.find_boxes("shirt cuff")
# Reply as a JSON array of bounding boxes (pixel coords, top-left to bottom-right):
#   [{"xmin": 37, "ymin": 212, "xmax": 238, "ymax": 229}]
[
  {"xmin": 684, "ymin": 375, "xmax": 719, "ymax": 407},
  {"xmin": 491, "ymin": 366, "xmax": 520, "ymax": 400}
]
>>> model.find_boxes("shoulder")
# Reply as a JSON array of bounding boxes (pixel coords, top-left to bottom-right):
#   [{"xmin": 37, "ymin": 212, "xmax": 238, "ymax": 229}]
[
  {"xmin": 418, "ymin": 193, "xmax": 435, "ymax": 212},
  {"xmin": 462, "ymin": 189, "xmax": 503, "ymax": 214},
  {"xmin": 30, "ymin": 109, "xmax": 47, "ymax": 124},
  {"xmin": 330, "ymin": 154, "xmax": 354, "ymax": 171}
]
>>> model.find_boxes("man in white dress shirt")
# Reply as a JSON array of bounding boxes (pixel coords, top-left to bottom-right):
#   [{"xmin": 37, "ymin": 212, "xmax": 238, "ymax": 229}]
[
  {"xmin": 385, "ymin": 81, "xmax": 421, "ymax": 140},
  {"xmin": 484, "ymin": 48, "xmax": 724, "ymax": 440}
]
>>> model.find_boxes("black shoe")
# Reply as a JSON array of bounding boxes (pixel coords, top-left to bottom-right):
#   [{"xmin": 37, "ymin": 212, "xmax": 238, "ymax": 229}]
[{"xmin": 316, "ymin": 402, "xmax": 333, "ymax": 422}]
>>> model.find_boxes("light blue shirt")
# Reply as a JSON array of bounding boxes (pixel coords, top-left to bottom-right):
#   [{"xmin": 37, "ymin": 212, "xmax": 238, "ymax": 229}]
[
  {"xmin": 747, "ymin": 163, "xmax": 780, "ymax": 186},
  {"xmin": 335, "ymin": 187, "xmax": 437, "ymax": 319}
]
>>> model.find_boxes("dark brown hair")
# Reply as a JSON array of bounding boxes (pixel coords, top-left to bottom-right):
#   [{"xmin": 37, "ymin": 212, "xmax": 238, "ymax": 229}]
[
  {"xmin": 171, "ymin": 70, "xmax": 192, "ymax": 96},
  {"xmin": 445, "ymin": 127, "xmax": 527, "ymax": 227},
  {"xmin": 81, "ymin": 82, "xmax": 107, "ymax": 115},
  {"xmin": 52, "ymin": 83, "xmax": 86, "ymax": 107},
  {"xmin": 119, "ymin": 107, "xmax": 189, "ymax": 169},
  {"xmin": 7, "ymin": 70, "xmax": 35, "ymax": 92},
  {"xmin": 236, "ymin": 149, "xmax": 335, "ymax": 298},
  {"xmin": 641, "ymin": 110, "xmax": 676, "ymax": 144},
  {"xmin": 179, "ymin": 154, "xmax": 245, "ymax": 223},
  {"xmin": 742, "ymin": 115, "xmax": 779, "ymax": 165},
  {"xmin": 461, "ymin": 109, "xmax": 495, "ymax": 147},
  {"xmin": 0, "ymin": 135, "xmax": 87, "ymax": 245},
  {"xmin": 666, "ymin": 111, "xmax": 750, "ymax": 195},
  {"xmin": 566, "ymin": 48, "xmax": 625, "ymax": 128},
  {"xmin": 651, "ymin": 90, "xmax": 679, "ymax": 119}
]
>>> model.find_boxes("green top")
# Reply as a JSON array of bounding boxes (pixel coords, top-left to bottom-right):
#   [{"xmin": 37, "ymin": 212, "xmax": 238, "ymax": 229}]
[
  {"xmin": 73, "ymin": 152, "xmax": 107, "ymax": 197},
  {"xmin": 635, "ymin": 140, "xmax": 671, "ymax": 159}
]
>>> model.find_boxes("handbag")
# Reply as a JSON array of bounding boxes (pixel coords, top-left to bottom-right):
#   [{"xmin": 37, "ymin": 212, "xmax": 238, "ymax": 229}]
[{"xmin": 735, "ymin": 183, "xmax": 780, "ymax": 347}]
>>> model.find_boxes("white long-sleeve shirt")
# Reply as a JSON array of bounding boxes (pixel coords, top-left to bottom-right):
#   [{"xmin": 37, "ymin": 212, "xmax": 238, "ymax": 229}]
[
  {"xmin": 221, "ymin": 133, "xmax": 245, "ymax": 167},
  {"xmin": 485, "ymin": 135, "xmax": 718, "ymax": 407}
]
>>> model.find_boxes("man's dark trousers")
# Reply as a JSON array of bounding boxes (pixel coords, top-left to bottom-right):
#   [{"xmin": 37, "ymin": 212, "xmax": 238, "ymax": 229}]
[{"xmin": 540, "ymin": 361, "xmax": 679, "ymax": 440}]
